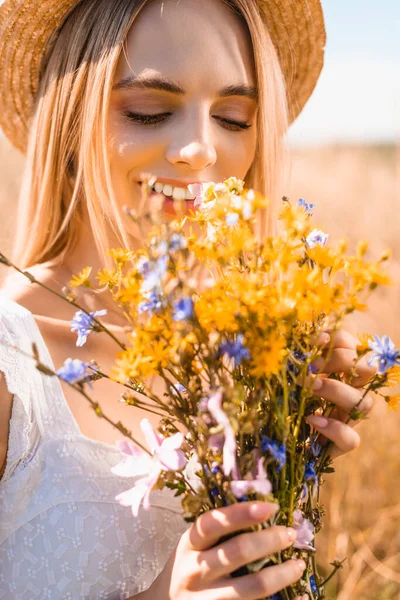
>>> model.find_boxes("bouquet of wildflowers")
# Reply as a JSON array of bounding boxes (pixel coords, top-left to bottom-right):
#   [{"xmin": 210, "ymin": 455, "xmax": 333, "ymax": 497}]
[{"xmin": 2, "ymin": 177, "xmax": 399, "ymax": 600}]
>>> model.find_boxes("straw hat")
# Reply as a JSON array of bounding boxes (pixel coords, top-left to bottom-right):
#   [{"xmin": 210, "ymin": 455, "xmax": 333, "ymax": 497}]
[{"xmin": 0, "ymin": 0, "xmax": 326, "ymax": 153}]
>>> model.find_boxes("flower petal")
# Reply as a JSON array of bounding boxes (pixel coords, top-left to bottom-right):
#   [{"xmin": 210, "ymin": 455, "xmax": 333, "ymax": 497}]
[{"xmin": 140, "ymin": 418, "xmax": 164, "ymax": 453}]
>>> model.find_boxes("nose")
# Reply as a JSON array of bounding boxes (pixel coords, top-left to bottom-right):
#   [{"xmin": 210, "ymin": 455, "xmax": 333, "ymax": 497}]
[{"xmin": 165, "ymin": 112, "xmax": 217, "ymax": 170}]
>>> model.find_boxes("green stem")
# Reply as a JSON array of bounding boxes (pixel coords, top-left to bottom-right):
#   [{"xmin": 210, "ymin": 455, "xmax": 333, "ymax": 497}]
[
  {"xmin": 0, "ymin": 254, "xmax": 126, "ymax": 350},
  {"xmin": 7, "ymin": 340, "xmax": 151, "ymax": 454}
]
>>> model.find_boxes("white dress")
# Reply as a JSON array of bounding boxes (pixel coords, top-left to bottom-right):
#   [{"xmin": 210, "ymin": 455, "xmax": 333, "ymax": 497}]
[{"xmin": 0, "ymin": 294, "xmax": 189, "ymax": 599}]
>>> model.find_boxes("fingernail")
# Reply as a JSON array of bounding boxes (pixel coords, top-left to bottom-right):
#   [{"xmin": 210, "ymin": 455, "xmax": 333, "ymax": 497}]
[
  {"xmin": 297, "ymin": 560, "xmax": 306, "ymax": 571},
  {"xmin": 287, "ymin": 527, "xmax": 297, "ymax": 541},
  {"xmin": 249, "ymin": 502, "xmax": 279, "ymax": 519},
  {"xmin": 306, "ymin": 415, "xmax": 329, "ymax": 428},
  {"xmin": 312, "ymin": 377, "xmax": 323, "ymax": 391},
  {"xmin": 321, "ymin": 332, "xmax": 330, "ymax": 345}
]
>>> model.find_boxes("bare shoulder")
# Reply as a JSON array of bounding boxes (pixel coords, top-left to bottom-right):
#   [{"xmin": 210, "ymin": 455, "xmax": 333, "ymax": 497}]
[{"xmin": 1, "ymin": 264, "xmax": 72, "ymax": 319}]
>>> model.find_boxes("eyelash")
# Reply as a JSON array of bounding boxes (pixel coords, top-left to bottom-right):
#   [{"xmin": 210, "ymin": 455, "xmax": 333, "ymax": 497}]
[{"xmin": 123, "ymin": 111, "xmax": 252, "ymax": 131}]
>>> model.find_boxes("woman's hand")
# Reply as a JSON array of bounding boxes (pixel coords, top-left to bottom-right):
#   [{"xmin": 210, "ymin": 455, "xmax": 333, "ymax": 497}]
[
  {"xmin": 306, "ymin": 329, "xmax": 376, "ymax": 460},
  {"xmin": 141, "ymin": 501, "xmax": 306, "ymax": 600}
]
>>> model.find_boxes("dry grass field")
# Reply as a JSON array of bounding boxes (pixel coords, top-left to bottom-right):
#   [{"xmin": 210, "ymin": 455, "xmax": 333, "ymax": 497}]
[{"xmin": 0, "ymin": 135, "xmax": 399, "ymax": 599}]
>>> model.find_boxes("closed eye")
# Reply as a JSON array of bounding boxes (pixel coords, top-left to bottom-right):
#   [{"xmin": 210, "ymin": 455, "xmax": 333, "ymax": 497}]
[{"xmin": 123, "ymin": 111, "xmax": 252, "ymax": 131}]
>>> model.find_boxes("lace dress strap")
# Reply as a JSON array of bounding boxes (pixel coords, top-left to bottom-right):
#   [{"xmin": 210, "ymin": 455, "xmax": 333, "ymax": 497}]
[{"xmin": 0, "ymin": 294, "xmax": 79, "ymax": 483}]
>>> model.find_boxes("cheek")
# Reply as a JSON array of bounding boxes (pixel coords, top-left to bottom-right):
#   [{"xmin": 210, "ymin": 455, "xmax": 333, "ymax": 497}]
[{"xmin": 217, "ymin": 129, "xmax": 258, "ymax": 179}]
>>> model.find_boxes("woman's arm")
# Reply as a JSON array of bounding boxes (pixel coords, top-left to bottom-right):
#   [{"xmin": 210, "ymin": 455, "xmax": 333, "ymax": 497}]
[{"xmin": 0, "ymin": 373, "xmax": 13, "ymax": 479}]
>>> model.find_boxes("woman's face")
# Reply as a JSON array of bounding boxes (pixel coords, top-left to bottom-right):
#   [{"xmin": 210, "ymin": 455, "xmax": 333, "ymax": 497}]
[{"xmin": 108, "ymin": 0, "xmax": 258, "ymax": 216}]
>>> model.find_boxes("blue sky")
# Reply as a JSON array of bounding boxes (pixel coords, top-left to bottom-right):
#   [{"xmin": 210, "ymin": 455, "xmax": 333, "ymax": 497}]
[{"xmin": 289, "ymin": 0, "xmax": 399, "ymax": 145}]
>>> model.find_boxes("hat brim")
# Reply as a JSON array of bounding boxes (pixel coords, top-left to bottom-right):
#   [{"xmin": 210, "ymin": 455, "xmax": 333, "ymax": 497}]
[{"xmin": 0, "ymin": 0, "xmax": 326, "ymax": 153}]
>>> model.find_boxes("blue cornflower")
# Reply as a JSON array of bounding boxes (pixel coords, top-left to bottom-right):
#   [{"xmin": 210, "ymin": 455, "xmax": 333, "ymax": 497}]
[
  {"xmin": 310, "ymin": 436, "xmax": 322, "ymax": 458},
  {"xmin": 268, "ymin": 594, "xmax": 282, "ymax": 600},
  {"xmin": 298, "ymin": 197, "xmax": 316, "ymax": 213},
  {"xmin": 368, "ymin": 334, "xmax": 400, "ymax": 374},
  {"xmin": 310, "ymin": 575, "xmax": 319, "ymax": 596},
  {"xmin": 56, "ymin": 358, "xmax": 92, "ymax": 385},
  {"xmin": 260, "ymin": 436, "xmax": 286, "ymax": 472},
  {"xmin": 169, "ymin": 232, "xmax": 187, "ymax": 251},
  {"xmin": 70, "ymin": 309, "xmax": 107, "ymax": 347},
  {"xmin": 171, "ymin": 383, "xmax": 187, "ymax": 397},
  {"xmin": 305, "ymin": 459, "xmax": 318, "ymax": 485},
  {"xmin": 306, "ymin": 229, "xmax": 328, "ymax": 249},
  {"xmin": 138, "ymin": 291, "xmax": 163, "ymax": 315},
  {"xmin": 173, "ymin": 297, "xmax": 194, "ymax": 321},
  {"xmin": 140, "ymin": 255, "xmax": 168, "ymax": 293},
  {"xmin": 288, "ymin": 348, "xmax": 318, "ymax": 375},
  {"xmin": 217, "ymin": 334, "xmax": 251, "ymax": 367}
]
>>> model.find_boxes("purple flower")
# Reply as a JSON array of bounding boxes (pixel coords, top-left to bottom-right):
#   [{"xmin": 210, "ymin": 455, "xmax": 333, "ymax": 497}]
[
  {"xmin": 217, "ymin": 334, "xmax": 250, "ymax": 367},
  {"xmin": 169, "ymin": 232, "xmax": 187, "ymax": 251},
  {"xmin": 207, "ymin": 391, "xmax": 238, "ymax": 478},
  {"xmin": 305, "ymin": 459, "xmax": 318, "ymax": 484},
  {"xmin": 138, "ymin": 291, "xmax": 163, "ymax": 315},
  {"xmin": 310, "ymin": 436, "xmax": 322, "ymax": 458},
  {"xmin": 368, "ymin": 334, "xmax": 400, "ymax": 374},
  {"xmin": 70, "ymin": 309, "xmax": 107, "ymax": 347},
  {"xmin": 56, "ymin": 358, "xmax": 92, "ymax": 385},
  {"xmin": 208, "ymin": 432, "xmax": 224, "ymax": 450},
  {"xmin": 306, "ymin": 229, "xmax": 328, "ymax": 249},
  {"xmin": 112, "ymin": 419, "xmax": 187, "ymax": 517},
  {"xmin": 171, "ymin": 382, "xmax": 187, "ymax": 396},
  {"xmin": 298, "ymin": 198, "xmax": 316, "ymax": 213},
  {"xmin": 292, "ymin": 509, "xmax": 316, "ymax": 551},
  {"xmin": 310, "ymin": 575, "xmax": 319, "ymax": 596},
  {"xmin": 188, "ymin": 182, "xmax": 216, "ymax": 210},
  {"xmin": 230, "ymin": 458, "xmax": 272, "ymax": 499},
  {"xmin": 173, "ymin": 297, "xmax": 194, "ymax": 321},
  {"xmin": 140, "ymin": 255, "xmax": 168, "ymax": 293},
  {"xmin": 260, "ymin": 436, "xmax": 286, "ymax": 473}
]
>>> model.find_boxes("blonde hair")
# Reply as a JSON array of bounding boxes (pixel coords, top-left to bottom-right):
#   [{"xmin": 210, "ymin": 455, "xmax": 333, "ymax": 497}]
[{"xmin": 12, "ymin": 0, "xmax": 289, "ymax": 270}]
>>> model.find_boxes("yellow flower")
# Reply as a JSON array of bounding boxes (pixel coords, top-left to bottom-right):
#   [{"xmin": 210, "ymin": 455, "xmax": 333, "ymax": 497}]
[
  {"xmin": 109, "ymin": 248, "xmax": 135, "ymax": 265},
  {"xmin": 249, "ymin": 331, "xmax": 288, "ymax": 378},
  {"xmin": 384, "ymin": 366, "xmax": 400, "ymax": 388},
  {"xmin": 386, "ymin": 394, "xmax": 400, "ymax": 411},
  {"xmin": 195, "ymin": 283, "xmax": 242, "ymax": 334},
  {"xmin": 96, "ymin": 268, "xmax": 120, "ymax": 290},
  {"xmin": 356, "ymin": 333, "xmax": 374, "ymax": 354},
  {"xmin": 69, "ymin": 266, "xmax": 92, "ymax": 288}
]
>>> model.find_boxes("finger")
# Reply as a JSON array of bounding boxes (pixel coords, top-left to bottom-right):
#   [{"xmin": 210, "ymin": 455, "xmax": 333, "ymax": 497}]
[
  {"xmin": 294, "ymin": 596, "xmax": 309, "ymax": 600},
  {"xmin": 326, "ymin": 329, "xmax": 358, "ymax": 350},
  {"xmin": 310, "ymin": 377, "xmax": 374, "ymax": 417},
  {"xmin": 305, "ymin": 415, "xmax": 361, "ymax": 456},
  {"xmin": 312, "ymin": 349, "xmax": 376, "ymax": 386},
  {"xmin": 197, "ymin": 526, "xmax": 297, "ymax": 583},
  {"xmin": 213, "ymin": 558, "xmax": 306, "ymax": 600},
  {"xmin": 187, "ymin": 502, "xmax": 279, "ymax": 551}
]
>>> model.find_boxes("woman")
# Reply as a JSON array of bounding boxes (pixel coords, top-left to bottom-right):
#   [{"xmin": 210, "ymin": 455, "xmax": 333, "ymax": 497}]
[{"xmin": 0, "ymin": 0, "xmax": 374, "ymax": 598}]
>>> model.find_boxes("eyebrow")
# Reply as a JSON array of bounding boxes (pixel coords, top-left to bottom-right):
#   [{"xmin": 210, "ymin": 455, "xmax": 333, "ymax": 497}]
[{"xmin": 112, "ymin": 74, "xmax": 258, "ymax": 100}]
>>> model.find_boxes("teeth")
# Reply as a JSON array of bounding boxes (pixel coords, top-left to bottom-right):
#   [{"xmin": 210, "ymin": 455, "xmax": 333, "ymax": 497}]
[
  {"xmin": 163, "ymin": 184, "xmax": 173, "ymax": 197},
  {"xmin": 147, "ymin": 180, "xmax": 197, "ymax": 201},
  {"xmin": 185, "ymin": 188, "xmax": 196, "ymax": 200},
  {"xmin": 172, "ymin": 187, "xmax": 186, "ymax": 201}
]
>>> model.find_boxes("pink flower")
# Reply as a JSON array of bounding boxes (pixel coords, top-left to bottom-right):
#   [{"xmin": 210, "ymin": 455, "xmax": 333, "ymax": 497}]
[
  {"xmin": 188, "ymin": 182, "xmax": 216, "ymax": 209},
  {"xmin": 112, "ymin": 419, "xmax": 187, "ymax": 517},
  {"xmin": 292, "ymin": 509, "xmax": 316, "ymax": 551},
  {"xmin": 230, "ymin": 458, "xmax": 272, "ymax": 498},
  {"xmin": 207, "ymin": 391, "xmax": 238, "ymax": 479}
]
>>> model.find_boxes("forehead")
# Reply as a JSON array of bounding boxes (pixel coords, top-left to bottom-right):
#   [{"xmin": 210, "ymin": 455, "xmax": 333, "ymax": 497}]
[{"xmin": 115, "ymin": 0, "xmax": 256, "ymax": 90}]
